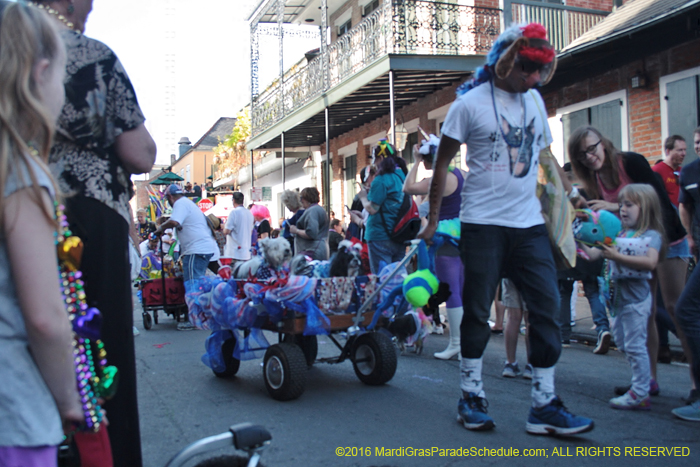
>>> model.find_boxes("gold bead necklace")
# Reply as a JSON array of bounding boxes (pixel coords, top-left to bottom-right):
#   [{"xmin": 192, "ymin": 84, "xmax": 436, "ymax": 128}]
[{"xmin": 28, "ymin": 2, "xmax": 75, "ymax": 31}]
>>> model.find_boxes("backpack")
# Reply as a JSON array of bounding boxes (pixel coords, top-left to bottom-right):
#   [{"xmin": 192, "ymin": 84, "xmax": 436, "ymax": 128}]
[{"xmin": 379, "ymin": 175, "xmax": 421, "ymax": 244}]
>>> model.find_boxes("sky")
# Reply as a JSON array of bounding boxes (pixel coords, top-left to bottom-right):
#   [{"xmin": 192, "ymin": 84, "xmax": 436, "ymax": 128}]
[{"xmin": 83, "ymin": 0, "xmax": 318, "ymax": 168}]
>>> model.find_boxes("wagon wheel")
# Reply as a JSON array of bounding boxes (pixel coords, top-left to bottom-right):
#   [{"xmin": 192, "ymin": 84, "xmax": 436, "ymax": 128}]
[
  {"xmin": 282, "ymin": 334, "xmax": 318, "ymax": 367},
  {"xmin": 262, "ymin": 343, "xmax": 307, "ymax": 401},
  {"xmin": 142, "ymin": 311, "xmax": 152, "ymax": 330},
  {"xmin": 351, "ymin": 332, "xmax": 397, "ymax": 386},
  {"xmin": 153, "ymin": 308, "xmax": 159, "ymax": 325},
  {"xmin": 213, "ymin": 336, "xmax": 240, "ymax": 378}
]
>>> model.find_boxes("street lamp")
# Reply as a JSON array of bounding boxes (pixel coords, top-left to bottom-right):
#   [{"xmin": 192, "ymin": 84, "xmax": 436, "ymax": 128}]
[
  {"xmin": 303, "ymin": 156, "xmax": 317, "ymax": 182},
  {"xmin": 387, "ymin": 122, "xmax": 408, "ymax": 151}
]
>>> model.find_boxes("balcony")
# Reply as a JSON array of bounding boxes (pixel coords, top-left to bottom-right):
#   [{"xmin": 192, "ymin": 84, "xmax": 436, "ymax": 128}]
[
  {"xmin": 251, "ymin": 0, "xmax": 501, "ymax": 138},
  {"xmin": 504, "ymin": 0, "xmax": 610, "ymax": 53}
]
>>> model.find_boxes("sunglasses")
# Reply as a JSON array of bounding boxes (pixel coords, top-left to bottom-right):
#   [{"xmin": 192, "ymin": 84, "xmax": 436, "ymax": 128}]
[{"xmin": 514, "ymin": 56, "xmax": 554, "ymax": 83}]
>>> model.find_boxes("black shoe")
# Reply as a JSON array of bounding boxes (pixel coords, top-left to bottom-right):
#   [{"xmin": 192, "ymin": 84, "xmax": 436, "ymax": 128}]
[
  {"xmin": 593, "ymin": 331, "xmax": 611, "ymax": 355},
  {"xmin": 657, "ymin": 345, "xmax": 672, "ymax": 364},
  {"xmin": 681, "ymin": 389, "xmax": 700, "ymax": 404}
]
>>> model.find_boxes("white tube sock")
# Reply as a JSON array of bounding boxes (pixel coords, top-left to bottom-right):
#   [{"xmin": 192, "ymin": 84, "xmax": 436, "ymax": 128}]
[
  {"xmin": 531, "ymin": 366, "xmax": 556, "ymax": 408},
  {"xmin": 460, "ymin": 357, "xmax": 484, "ymax": 398}
]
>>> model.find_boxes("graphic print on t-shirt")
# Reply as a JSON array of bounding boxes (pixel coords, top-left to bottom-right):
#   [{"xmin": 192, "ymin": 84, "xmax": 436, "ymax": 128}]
[{"xmin": 501, "ymin": 115, "xmax": 537, "ymax": 178}]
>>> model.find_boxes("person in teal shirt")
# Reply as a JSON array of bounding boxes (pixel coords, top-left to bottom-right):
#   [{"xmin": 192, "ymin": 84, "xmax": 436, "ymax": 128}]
[{"xmin": 358, "ymin": 141, "xmax": 408, "ymax": 273}]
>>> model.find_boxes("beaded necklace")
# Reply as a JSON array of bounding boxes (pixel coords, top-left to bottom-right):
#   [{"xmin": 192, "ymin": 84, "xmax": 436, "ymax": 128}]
[
  {"xmin": 28, "ymin": 2, "xmax": 76, "ymax": 31},
  {"xmin": 55, "ymin": 202, "xmax": 117, "ymax": 433}
]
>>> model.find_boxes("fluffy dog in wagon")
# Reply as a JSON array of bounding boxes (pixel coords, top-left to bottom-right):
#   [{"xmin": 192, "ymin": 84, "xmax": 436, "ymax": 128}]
[{"xmin": 232, "ymin": 237, "xmax": 292, "ymax": 280}]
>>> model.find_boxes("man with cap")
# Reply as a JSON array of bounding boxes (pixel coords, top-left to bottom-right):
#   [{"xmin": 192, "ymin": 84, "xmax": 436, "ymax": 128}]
[
  {"xmin": 419, "ymin": 23, "xmax": 593, "ymax": 435},
  {"xmin": 155, "ymin": 184, "xmax": 219, "ymax": 330}
]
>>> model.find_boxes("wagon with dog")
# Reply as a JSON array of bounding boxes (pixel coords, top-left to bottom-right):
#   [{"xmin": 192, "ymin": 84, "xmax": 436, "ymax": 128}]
[{"xmin": 185, "ymin": 237, "xmax": 430, "ymax": 401}]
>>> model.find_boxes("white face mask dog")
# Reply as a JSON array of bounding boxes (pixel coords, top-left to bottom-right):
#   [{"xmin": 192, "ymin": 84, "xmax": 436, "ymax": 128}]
[
  {"xmin": 329, "ymin": 240, "xmax": 362, "ymax": 277},
  {"xmin": 232, "ymin": 237, "xmax": 293, "ymax": 279}
]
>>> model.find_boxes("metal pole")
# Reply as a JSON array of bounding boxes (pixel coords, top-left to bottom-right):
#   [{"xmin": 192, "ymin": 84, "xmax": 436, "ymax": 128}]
[
  {"xmin": 389, "ymin": 70, "xmax": 396, "ymax": 146},
  {"xmin": 325, "ymin": 107, "xmax": 330, "ymax": 214},
  {"xmin": 278, "ymin": 0, "xmax": 285, "ymax": 120},
  {"xmin": 250, "ymin": 150, "xmax": 255, "ymax": 189},
  {"xmin": 281, "ymin": 132, "xmax": 286, "ymax": 216},
  {"xmin": 321, "ymin": 0, "xmax": 329, "ymax": 91}
]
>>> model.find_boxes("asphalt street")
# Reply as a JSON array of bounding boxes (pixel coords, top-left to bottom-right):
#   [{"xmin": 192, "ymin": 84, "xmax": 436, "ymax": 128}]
[{"xmin": 133, "ymin": 301, "xmax": 700, "ymax": 467}]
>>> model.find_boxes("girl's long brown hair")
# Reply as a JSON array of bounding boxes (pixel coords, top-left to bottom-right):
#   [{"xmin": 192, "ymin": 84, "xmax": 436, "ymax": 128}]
[{"xmin": 567, "ymin": 126, "xmax": 622, "ymax": 200}]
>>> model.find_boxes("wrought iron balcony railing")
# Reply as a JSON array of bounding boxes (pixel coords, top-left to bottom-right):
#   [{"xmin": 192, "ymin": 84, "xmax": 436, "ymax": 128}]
[
  {"xmin": 251, "ymin": 0, "xmax": 501, "ymax": 136},
  {"xmin": 504, "ymin": 0, "xmax": 609, "ymax": 53}
]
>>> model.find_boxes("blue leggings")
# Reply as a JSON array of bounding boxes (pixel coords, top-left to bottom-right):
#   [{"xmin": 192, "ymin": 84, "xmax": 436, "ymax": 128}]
[{"xmin": 436, "ymin": 255, "xmax": 463, "ymax": 308}]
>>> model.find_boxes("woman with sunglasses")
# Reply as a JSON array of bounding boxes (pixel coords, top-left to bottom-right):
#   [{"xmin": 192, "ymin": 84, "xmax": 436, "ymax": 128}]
[{"xmin": 567, "ymin": 125, "xmax": 692, "ymax": 397}]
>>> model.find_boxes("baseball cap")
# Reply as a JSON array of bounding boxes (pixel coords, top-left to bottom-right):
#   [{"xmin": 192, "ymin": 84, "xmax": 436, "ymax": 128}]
[{"xmin": 167, "ymin": 184, "xmax": 184, "ymax": 195}]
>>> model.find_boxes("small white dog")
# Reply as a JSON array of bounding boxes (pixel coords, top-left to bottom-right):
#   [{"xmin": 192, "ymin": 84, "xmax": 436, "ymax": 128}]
[{"xmin": 232, "ymin": 237, "xmax": 292, "ymax": 279}]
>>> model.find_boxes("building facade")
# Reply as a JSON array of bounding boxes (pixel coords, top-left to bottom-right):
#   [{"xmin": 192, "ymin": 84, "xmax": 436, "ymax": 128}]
[{"xmin": 231, "ymin": 0, "xmax": 616, "ymax": 224}]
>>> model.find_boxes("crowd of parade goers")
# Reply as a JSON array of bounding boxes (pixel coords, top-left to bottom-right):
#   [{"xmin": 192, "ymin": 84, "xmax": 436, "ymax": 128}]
[{"xmin": 3, "ymin": 3, "xmax": 700, "ymax": 467}]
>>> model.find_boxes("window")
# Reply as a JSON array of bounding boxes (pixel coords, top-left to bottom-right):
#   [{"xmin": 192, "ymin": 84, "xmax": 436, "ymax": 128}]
[
  {"xmin": 662, "ymin": 69, "xmax": 700, "ymax": 165},
  {"xmin": 345, "ymin": 155, "xmax": 357, "ymax": 207},
  {"xmin": 338, "ymin": 19, "xmax": 351, "ymax": 37},
  {"xmin": 562, "ymin": 100, "xmax": 622, "ymax": 154},
  {"xmin": 404, "ymin": 132, "xmax": 418, "ymax": 168},
  {"xmin": 556, "ymin": 91, "xmax": 628, "ymax": 163},
  {"xmin": 363, "ymin": 0, "xmax": 381, "ymax": 16}
]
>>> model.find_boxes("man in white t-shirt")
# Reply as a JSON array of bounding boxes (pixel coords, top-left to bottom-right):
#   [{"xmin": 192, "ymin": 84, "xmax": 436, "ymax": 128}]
[
  {"xmin": 419, "ymin": 23, "xmax": 593, "ymax": 436},
  {"xmin": 223, "ymin": 191, "xmax": 254, "ymax": 263},
  {"xmin": 155, "ymin": 184, "xmax": 219, "ymax": 330}
]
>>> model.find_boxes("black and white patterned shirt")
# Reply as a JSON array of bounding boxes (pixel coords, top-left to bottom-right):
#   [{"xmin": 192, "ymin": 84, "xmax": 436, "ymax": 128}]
[{"xmin": 49, "ymin": 30, "xmax": 146, "ymax": 225}]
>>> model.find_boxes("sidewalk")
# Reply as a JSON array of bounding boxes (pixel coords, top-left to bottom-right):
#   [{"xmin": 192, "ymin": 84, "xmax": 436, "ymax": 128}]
[{"xmin": 490, "ymin": 291, "xmax": 686, "ymax": 360}]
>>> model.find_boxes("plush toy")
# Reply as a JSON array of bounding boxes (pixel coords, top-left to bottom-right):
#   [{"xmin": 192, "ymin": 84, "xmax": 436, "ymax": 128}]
[
  {"xmin": 572, "ymin": 209, "xmax": 622, "ymax": 247},
  {"xmin": 402, "ymin": 240, "xmax": 439, "ymax": 308}
]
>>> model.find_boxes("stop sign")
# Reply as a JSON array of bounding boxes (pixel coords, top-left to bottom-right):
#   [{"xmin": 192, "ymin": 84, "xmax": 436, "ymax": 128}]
[{"xmin": 198, "ymin": 198, "xmax": 214, "ymax": 213}]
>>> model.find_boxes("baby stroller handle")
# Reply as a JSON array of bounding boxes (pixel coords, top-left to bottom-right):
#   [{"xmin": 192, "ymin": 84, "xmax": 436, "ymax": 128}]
[{"xmin": 164, "ymin": 423, "xmax": 271, "ymax": 467}]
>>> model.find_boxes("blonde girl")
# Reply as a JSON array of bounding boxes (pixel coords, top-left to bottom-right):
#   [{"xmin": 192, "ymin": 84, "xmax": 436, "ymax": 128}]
[
  {"xmin": 580, "ymin": 184, "xmax": 665, "ymax": 411},
  {"xmin": 0, "ymin": 2, "xmax": 82, "ymax": 466}
]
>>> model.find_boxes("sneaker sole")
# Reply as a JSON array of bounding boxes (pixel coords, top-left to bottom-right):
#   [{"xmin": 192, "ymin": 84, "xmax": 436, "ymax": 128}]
[
  {"xmin": 593, "ymin": 333, "xmax": 611, "ymax": 355},
  {"xmin": 609, "ymin": 402, "xmax": 651, "ymax": 411},
  {"xmin": 502, "ymin": 372, "xmax": 520, "ymax": 378},
  {"xmin": 671, "ymin": 410, "xmax": 700, "ymax": 422},
  {"xmin": 457, "ymin": 415, "xmax": 495, "ymax": 431},
  {"xmin": 526, "ymin": 421, "xmax": 594, "ymax": 436}
]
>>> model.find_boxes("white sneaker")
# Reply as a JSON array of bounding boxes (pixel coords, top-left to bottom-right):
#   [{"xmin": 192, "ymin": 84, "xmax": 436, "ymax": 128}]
[
  {"xmin": 609, "ymin": 390, "xmax": 651, "ymax": 410},
  {"xmin": 502, "ymin": 361, "xmax": 521, "ymax": 378},
  {"xmin": 523, "ymin": 363, "xmax": 533, "ymax": 380},
  {"xmin": 132, "ymin": 326, "xmax": 140, "ymax": 337}
]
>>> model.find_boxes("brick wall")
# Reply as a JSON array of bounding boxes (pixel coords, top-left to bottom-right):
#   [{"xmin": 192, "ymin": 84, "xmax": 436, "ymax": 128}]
[
  {"xmin": 543, "ymin": 37, "xmax": 700, "ymax": 161},
  {"xmin": 566, "ymin": 0, "xmax": 613, "ymax": 11}
]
